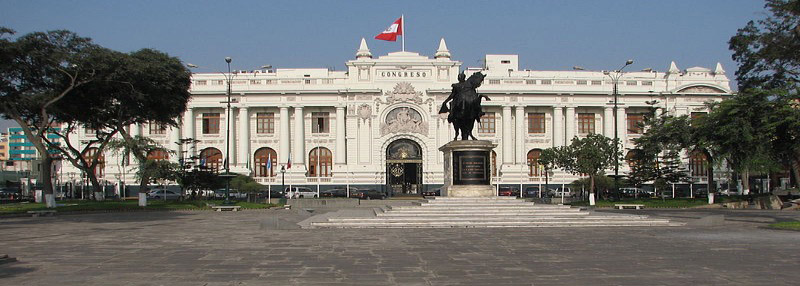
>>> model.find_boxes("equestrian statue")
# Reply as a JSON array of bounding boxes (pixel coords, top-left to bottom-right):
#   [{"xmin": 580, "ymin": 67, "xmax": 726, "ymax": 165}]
[{"xmin": 438, "ymin": 71, "xmax": 490, "ymax": 140}]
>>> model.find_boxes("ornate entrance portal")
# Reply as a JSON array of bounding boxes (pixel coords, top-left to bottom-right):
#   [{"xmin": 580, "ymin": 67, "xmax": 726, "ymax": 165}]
[{"xmin": 386, "ymin": 139, "xmax": 423, "ymax": 196}]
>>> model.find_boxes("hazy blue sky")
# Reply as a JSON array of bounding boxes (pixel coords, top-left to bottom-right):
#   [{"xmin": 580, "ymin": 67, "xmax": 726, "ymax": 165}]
[{"xmin": 1, "ymin": 0, "xmax": 767, "ymax": 130}]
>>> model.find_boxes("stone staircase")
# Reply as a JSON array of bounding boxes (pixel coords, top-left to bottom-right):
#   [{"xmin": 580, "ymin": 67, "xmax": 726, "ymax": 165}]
[{"xmin": 310, "ymin": 197, "xmax": 680, "ymax": 228}]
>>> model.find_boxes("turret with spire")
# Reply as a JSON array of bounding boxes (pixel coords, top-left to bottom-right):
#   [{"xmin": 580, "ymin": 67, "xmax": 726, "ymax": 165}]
[
  {"xmin": 434, "ymin": 38, "xmax": 451, "ymax": 59},
  {"xmin": 355, "ymin": 38, "xmax": 372, "ymax": 59}
]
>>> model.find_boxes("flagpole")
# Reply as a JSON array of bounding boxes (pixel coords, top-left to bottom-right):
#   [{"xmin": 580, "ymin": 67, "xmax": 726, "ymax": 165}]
[{"xmin": 401, "ymin": 14, "xmax": 405, "ymax": 52}]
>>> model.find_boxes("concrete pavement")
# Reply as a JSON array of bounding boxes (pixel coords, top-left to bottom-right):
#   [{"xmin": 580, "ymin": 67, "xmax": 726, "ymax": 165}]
[{"xmin": 0, "ymin": 208, "xmax": 798, "ymax": 285}]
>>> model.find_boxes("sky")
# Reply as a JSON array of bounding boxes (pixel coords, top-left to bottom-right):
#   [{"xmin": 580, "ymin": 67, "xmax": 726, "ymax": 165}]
[{"xmin": 0, "ymin": 0, "xmax": 767, "ymax": 131}]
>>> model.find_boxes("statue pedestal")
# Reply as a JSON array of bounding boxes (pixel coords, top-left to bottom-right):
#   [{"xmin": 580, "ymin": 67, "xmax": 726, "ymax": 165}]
[{"xmin": 439, "ymin": 140, "xmax": 497, "ymax": 197}]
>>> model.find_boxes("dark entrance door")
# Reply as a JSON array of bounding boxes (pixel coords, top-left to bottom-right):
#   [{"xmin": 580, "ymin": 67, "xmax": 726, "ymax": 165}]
[{"xmin": 386, "ymin": 139, "xmax": 423, "ymax": 196}]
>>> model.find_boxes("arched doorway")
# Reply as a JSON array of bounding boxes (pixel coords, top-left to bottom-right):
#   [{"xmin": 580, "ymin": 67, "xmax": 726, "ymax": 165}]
[
  {"xmin": 82, "ymin": 147, "xmax": 105, "ymax": 177},
  {"xmin": 146, "ymin": 149, "xmax": 169, "ymax": 161},
  {"xmin": 253, "ymin": 147, "xmax": 277, "ymax": 177},
  {"xmin": 386, "ymin": 139, "xmax": 423, "ymax": 196},
  {"xmin": 199, "ymin": 147, "xmax": 222, "ymax": 172}
]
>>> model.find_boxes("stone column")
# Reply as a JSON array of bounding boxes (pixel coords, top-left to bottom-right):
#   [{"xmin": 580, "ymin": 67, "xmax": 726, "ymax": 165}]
[
  {"xmin": 335, "ymin": 106, "xmax": 346, "ymax": 164},
  {"xmin": 616, "ymin": 107, "xmax": 626, "ymax": 147},
  {"xmin": 603, "ymin": 107, "xmax": 613, "ymax": 138},
  {"xmin": 515, "ymin": 105, "xmax": 525, "ymax": 163},
  {"xmin": 565, "ymin": 107, "xmax": 576, "ymax": 143},
  {"xmin": 169, "ymin": 125, "xmax": 181, "ymax": 163},
  {"xmin": 293, "ymin": 106, "xmax": 305, "ymax": 165},
  {"xmin": 227, "ymin": 107, "xmax": 237, "ymax": 165},
  {"xmin": 237, "ymin": 106, "xmax": 250, "ymax": 168},
  {"xmin": 279, "ymin": 106, "xmax": 290, "ymax": 166},
  {"xmin": 502, "ymin": 105, "xmax": 513, "ymax": 164},
  {"xmin": 183, "ymin": 108, "xmax": 195, "ymax": 156},
  {"xmin": 552, "ymin": 107, "xmax": 563, "ymax": 147}
]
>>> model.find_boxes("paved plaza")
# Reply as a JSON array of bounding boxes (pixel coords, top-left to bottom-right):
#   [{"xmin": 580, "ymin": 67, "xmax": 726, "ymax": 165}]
[{"xmin": 1, "ymin": 207, "xmax": 799, "ymax": 285}]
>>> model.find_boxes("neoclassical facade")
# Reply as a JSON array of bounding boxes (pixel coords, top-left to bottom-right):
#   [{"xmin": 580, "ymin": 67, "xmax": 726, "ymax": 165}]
[{"xmin": 62, "ymin": 38, "xmax": 732, "ymax": 195}]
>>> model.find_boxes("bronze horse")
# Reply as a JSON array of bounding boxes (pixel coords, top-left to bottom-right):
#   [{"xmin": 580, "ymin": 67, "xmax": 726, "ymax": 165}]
[{"xmin": 439, "ymin": 72, "xmax": 490, "ymax": 140}]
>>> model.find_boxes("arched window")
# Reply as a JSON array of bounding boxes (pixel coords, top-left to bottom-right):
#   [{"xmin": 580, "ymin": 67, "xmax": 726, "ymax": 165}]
[
  {"xmin": 527, "ymin": 149, "xmax": 543, "ymax": 177},
  {"xmin": 254, "ymin": 147, "xmax": 277, "ymax": 177},
  {"xmin": 689, "ymin": 150, "xmax": 709, "ymax": 177},
  {"xmin": 491, "ymin": 151, "xmax": 498, "ymax": 177},
  {"xmin": 82, "ymin": 147, "xmax": 105, "ymax": 177},
  {"xmin": 146, "ymin": 149, "xmax": 169, "ymax": 161},
  {"xmin": 199, "ymin": 148, "xmax": 222, "ymax": 172},
  {"xmin": 625, "ymin": 150, "xmax": 641, "ymax": 168},
  {"xmin": 309, "ymin": 147, "xmax": 332, "ymax": 177}
]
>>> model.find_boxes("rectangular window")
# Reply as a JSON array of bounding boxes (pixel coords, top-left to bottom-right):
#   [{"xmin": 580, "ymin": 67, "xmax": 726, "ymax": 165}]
[
  {"xmin": 256, "ymin": 112, "xmax": 275, "ymax": 134},
  {"xmin": 528, "ymin": 113, "xmax": 546, "ymax": 134},
  {"xmin": 626, "ymin": 80, "xmax": 638, "ymax": 86},
  {"xmin": 195, "ymin": 80, "xmax": 207, "ymax": 85},
  {"xmin": 576, "ymin": 80, "xmax": 587, "ymax": 85},
  {"xmin": 84, "ymin": 126, "xmax": 97, "ymax": 135},
  {"xmin": 488, "ymin": 79, "xmax": 501, "ymax": 85},
  {"xmin": 578, "ymin": 113, "xmax": 595, "ymax": 134},
  {"xmin": 478, "ymin": 112, "xmax": 496, "ymax": 134},
  {"xmin": 312, "ymin": 112, "xmax": 330, "ymax": 133},
  {"xmin": 525, "ymin": 79, "xmax": 536, "ymax": 85},
  {"xmin": 202, "ymin": 113, "xmax": 220, "ymax": 134},
  {"xmin": 627, "ymin": 113, "xmax": 645, "ymax": 134},
  {"xmin": 149, "ymin": 122, "xmax": 167, "ymax": 135},
  {"xmin": 591, "ymin": 80, "xmax": 602, "ymax": 85},
  {"xmin": 642, "ymin": 81, "xmax": 653, "ymax": 86},
  {"xmin": 540, "ymin": 79, "xmax": 552, "ymax": 85},
  {"xmin": 250, "ymin": 80, "xmax": 261, "ymax": 85}
]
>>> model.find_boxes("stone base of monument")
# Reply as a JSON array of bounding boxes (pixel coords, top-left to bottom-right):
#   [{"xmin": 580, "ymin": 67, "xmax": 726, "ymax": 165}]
[{"xmin": 439, "ymin": 140, "xmax": 497, "ymax": 197}]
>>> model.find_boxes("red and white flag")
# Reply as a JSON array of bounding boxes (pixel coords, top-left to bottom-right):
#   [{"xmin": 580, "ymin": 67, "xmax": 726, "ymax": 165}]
[{"xmin": 375, "ymin": 17, "xmax": 403, "ymax": 41}]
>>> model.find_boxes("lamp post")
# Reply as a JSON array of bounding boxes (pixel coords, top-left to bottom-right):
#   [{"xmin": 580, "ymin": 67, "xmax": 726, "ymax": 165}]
[
  {"xmin": 280, "ymin": 165, "xmax": 286, "ymax": 199},
  {"xmin": 603, "ymin": 59, "xmax": 633, "ymax": 201},
  {"xmin": 219, "ymin": 57, "xmax": 236, "ymax": 204}
]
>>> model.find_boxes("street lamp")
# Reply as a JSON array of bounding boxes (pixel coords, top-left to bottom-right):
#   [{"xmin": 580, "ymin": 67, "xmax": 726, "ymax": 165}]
[
  {"xmin": 604, "ymin": 59, "xmax": 634, "ymax": 201},
  {"xmin": 280, "ymin": 165, "xmax": 286, "ymax": 199},
  {"xmin": 220, "ymin": 56, "xmax": 236, "ymax": 205}
]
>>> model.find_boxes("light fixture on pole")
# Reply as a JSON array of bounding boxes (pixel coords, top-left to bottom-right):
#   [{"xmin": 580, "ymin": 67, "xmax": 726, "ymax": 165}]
[
  {"xmin": 220, "ymin": 56, "xmax": 236, "ymax": 205},
  {"xmin": 603, "ymin": 59, "xmax": 633, "ymax": 201}
]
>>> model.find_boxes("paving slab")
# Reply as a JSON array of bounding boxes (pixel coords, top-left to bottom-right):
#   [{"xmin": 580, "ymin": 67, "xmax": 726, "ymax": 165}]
[{"xmin": 0, "ymin": 208, "xmax": 799, "ymax": 285}]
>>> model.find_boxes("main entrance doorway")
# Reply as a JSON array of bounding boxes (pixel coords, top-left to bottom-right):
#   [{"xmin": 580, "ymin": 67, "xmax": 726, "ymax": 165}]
[{"xmin": 386, "ymin": 139, "xmax": 423, "ymax": 196}]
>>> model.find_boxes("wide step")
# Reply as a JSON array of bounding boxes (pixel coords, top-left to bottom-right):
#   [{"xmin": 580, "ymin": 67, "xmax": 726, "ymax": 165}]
[{"xmin": 308, "ymin": 197, "xmax": 679, "ymax": 228}]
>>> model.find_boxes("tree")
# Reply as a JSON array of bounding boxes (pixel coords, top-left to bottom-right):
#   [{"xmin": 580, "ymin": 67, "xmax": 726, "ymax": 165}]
[
  {"xmin": 107, "ymin": 136, "xmax": 170, "ymax": 193},
  {"xmin": 765, "ymin": 89, "xmax": 800, "ymax": 186},
  {"xmin": 45, "ymin": 48, "xmax": 191, "ymax": 194},
  {"xmin": 230, "ymin": 175, "xmax": 265, "ymax": 193},
  {"xmin": 537, "ymin": 148, "xmax": 558, "ymax": 191},
  {"xmin": 553, "ymin": 134, "xmax": 621, "ymax": 200},
  {"xmin": 729, "ymin": 0, "xmax": 800, "ymax": 90},
  {"xmin": 629, "ymin": 103, "xmax": 691, "ymax": 194},
  {"xmin": 0, "ymin": 29, "xmax": 111, "ymax": 207},
  {"xmin": 694, "ymin": 90, "xmax": 777, "ymax": 194}
]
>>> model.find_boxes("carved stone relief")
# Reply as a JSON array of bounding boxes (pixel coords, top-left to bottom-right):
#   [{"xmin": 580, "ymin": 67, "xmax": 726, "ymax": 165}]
[
  {"xmin": 384, "ymin": 82, "xmax": 423, "ymax": 104},
  {"xmin": 358, "ymin": 104, "xmax": 372, "ymax": 120},
  {"xmin": 678, "ymin": 86, "xmax": 725, "ymax": 94},
  {"xmin": 380, "ymin": 107, "xmax": 428, "ymax": 136}
]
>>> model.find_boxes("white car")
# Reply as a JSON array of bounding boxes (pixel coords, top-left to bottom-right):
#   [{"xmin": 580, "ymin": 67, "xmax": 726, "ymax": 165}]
[
  {"xmin": 547, "ymin": 188, "xmax": 574, "ymax": 198},
  {"xmin": 147, "ymin": 189, "xmax": 181, "ymax": 200},
  {"xmin": 284, "ymin": 187, "xmax": 317, "ymax": 199}
]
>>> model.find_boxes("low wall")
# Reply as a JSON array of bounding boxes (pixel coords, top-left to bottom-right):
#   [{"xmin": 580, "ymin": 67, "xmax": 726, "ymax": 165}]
[{"xmin": 287, "ymin": 198, "xmax": 360, "ymax": 208}]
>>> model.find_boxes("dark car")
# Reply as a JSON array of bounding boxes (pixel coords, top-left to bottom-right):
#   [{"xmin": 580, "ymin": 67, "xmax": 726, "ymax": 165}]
[
  {"xmin": 523, "ymin": 187, "xmax": 541, "ymax": 198},
  {"xmin": 321, "ymin": 188, "xmax": 349, "ymax": 198},
  {"xmin": 498, "ymin": 186, "xmax": 519, "ymax": 197},
  {"xmin": 0, "ymin": 187, "xmax": 21, "ymax": 201},
  {"xmin": 422, "ymin": 188, "xmax": 441, "ymax": 196},
  {"xmin": 354, "ymin": 189, "xmax": 387, "ymax": 200}
]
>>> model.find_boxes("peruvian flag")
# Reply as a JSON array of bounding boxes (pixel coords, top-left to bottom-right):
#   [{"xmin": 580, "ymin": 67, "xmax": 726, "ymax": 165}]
[{"xmin": 375, "ymin": 17, "xmax": 402, "ymax": 41}]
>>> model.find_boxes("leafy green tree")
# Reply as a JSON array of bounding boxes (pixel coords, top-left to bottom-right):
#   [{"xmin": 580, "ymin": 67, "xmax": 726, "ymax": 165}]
[
  {"xmin": 537, "ymin": 148, "xmax": 558, "ymax": 190},
  {"xmin": 570, "ymin": 175, "xmax": 614, "ymax": 197},
  {"xmin": 629, "ymin": 103, "xmax": 691, "ymax": 193},
  {"xmin": 107, "ymin": 136, "xmax": 167, "ymax": 193},
  {"xmin": 553, "ymin": 134, "xmax": 621, "ymax": 199},
  {"xmin": 230, "ymin": 175, "xmax": 265, "ymax": 193},
  {"xmin": 694, "ymin": 90, "xmax": 777, "ymax": 193},
  {"xmin": 0, "ymin": 29, "xmax": 111, "ymax": 207},
  {"xmin": 45, "ymin": 48, "xmax": 191, "ymax": 194},
  {"xmin": 765, "ymin": 89, "xmax": 800, "ymax": 186},
  {"xmin": 729, "ymin": 0, "xmax": 800, "ymax": 90},
  {"xmin": 177, "ymin": 167, "xmax": 224, "ymax": 197}
]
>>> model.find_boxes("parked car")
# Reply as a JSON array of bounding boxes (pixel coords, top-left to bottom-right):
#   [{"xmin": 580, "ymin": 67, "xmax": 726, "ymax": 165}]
[
  {"xmin": 284, "ymin": 187, "xmax": 317, "ymax": 199},
  {"xmin": 0, "ymin": 187, "xmax": 21, "ymax": 201},
  {"xmin": 523, "ymin": 187, "xmax": 542, "ymax": 198},
  {"xmin": 321, "ymin": 188, "xmax": 349, "ymax": 198},
  {"xmin": 547, "ymin": 188, "xmax": 574, "ymax": 198},
  {"xmin": 620, "ymin": 187, "xmax": 652, "ymax": 198},
  {"xmin": 498, "ymin": 186, "xmax": 520, "ymax": 196},
  {"xmin": 353, "ymin": 189, "xmax": 387, "ymax": 200},
  {"xmin": 147, "ymin": 189, "xmax": 181, "ymax": 200},
  {"xmin": 212, "ymin": 188, "xmax": 242, "ymax": 199},
  {"xmin": 422, "ymin": 188, "xmax": 441, "ymax": 196}
]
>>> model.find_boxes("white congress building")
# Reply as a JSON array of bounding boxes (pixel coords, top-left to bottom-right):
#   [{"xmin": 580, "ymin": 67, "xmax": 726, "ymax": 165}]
[{"xmin": 63, "ymin": 38, "xmax": 733, "ymax": 196}]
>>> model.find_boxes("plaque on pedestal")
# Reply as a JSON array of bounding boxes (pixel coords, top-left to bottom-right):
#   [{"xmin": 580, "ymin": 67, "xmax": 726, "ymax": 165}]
[{"xmin": 439, "ymin": 140, "xmax": 497, "ymax": 197}]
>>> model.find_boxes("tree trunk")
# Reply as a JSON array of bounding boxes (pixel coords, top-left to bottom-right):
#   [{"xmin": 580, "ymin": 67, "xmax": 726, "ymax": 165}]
[
  {"xmin": 40, "ymin": 156, "xmax": 55, "ymax": 208},
  {"xmin": 741, "ymin": 169, "xmax": 751, "ymax": 195},
  {"xmin": 88, "ymin": 173, "xmax": 104, "ymax": 200},
  {"xmin": 118, "ymin": 128, "xmax": 151, "ymax": 194},
  {"xmin": 791, "ymin": 152, "xmax": 800, "ymax": 189},
  {"xmin": 706, "ymin": 153, "xmax": 715, "ymax": 193}
]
